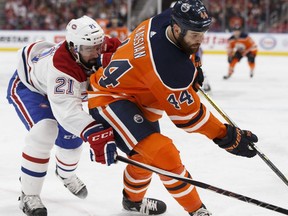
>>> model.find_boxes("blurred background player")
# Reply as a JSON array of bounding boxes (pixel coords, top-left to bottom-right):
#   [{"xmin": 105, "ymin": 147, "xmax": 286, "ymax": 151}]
[
  {"xmin": 87, "ymin": 1, "xmax": 258, "ymax": 215},
  {"xmin": 6, "ymin": 16, "xmax": 120, "ymax": 216},
  {"xmin": 104, "ymin": 15, "xmax": 129, "ymax": 41},
  {"xmin": 224, "ymin": 25, "xmax": 258, "ymax": 79}
]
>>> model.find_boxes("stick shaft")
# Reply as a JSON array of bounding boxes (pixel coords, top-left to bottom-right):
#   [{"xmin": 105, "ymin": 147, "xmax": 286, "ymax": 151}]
[
  {"xmin": 198, "ymin": 88, "xmax": 288, "ymax": 186},
  {"xmin": 117, "ymin": 155, "xmax": 288, "ymax": 215}
]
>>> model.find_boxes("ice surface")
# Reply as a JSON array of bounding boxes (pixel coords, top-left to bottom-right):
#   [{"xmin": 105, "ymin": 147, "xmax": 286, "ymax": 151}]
[{"xmin": 1, "ymin": 51, "xmax": 287, "ymax": 215}]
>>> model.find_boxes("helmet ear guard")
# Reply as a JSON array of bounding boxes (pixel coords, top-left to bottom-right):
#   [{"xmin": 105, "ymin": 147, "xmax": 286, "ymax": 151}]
[{"xmin": 171, "ymin": 0, "xmax": 212, "ymax": 34}]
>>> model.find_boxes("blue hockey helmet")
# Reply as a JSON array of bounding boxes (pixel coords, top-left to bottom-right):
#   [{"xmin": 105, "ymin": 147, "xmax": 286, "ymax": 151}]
[{"xmin": 171, "ymin": 0, "xmax": 212, "ymax": 33}]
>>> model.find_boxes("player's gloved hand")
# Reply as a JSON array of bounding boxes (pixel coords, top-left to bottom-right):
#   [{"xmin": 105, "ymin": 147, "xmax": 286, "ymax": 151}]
[
  {"xmin": 87, "ymin": 127, "xmax": 117, "ymax": 166},
  {"xmin": 213, "ymin": 124, "xmax": 258, "ymax": 158},
  {"xmin": 102, "ymin": 37, "xmax": 121, "ymax": 53},
  {"xmin": 101, "ymin": 37, "xmax": 121, "ymax": 68},
  {"xmin": 193, "ymin": 55, "xmax": 204, "ymax": 92}
]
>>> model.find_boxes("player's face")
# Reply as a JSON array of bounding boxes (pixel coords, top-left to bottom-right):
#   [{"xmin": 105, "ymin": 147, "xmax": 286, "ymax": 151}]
[
  {"xmin": 180, "ymin": 31, "xmax": 204, "ymax": 55},
  {"xmin": 233, "ymin": 30, "xmax": 241, "ymax": 38},
  {"xmin": 79, "ymin": 44, "xmax": 102, "ymax": 66}
]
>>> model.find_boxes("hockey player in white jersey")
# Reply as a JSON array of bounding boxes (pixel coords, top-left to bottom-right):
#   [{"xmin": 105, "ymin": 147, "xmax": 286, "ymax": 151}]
[{"xmin": 6, "ymin": 16, "xmax": 120, "ymax": 216}]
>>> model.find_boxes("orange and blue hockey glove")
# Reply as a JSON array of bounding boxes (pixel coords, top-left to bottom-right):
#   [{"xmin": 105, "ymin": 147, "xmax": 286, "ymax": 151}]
[
  {"xmin": 213, "ymin": 124, "xmax": 258, "ymax": 158},
  {"xmin": 192, "ymin": 55, "xmax": 204, "ymax": 92}
]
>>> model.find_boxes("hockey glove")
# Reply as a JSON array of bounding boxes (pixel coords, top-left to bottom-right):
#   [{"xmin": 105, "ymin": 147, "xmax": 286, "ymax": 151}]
[
  {"xmin": 102, "ymin": 37, "xmax": 121, "ymax": 53},
  {"xmin": 88, "ymin": 127, "xmax": 117, "ymax": 166},
  {"xmin": 192, "ymin": 56, "xmax": 204, "ymax": 92},
  {"xmin": 101, "ymin": 36, "xmax": 121, "ymax": 68},
  {"xmin": 213, "ymin": 124, "xmax": 258, "ymax": 158}
]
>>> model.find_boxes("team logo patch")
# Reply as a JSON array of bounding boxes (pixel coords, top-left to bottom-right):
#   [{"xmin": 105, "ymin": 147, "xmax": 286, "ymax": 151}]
[
  {"xmin": 260, "ymin": 36, "xmax": 276, "ymax": 50},
  {"xmin": 181, "ymin": 3, "xmax": 191, "ymax": 13},
  {"xmin": 134, "ymin": 114, "xmax": 144, "ymax": 123}
]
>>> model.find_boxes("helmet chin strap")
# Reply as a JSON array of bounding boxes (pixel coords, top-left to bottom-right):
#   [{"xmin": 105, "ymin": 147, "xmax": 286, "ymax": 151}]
[
  {"xmin": 171, "ymin": 24, "xmax": 184, "ymax": 48},
  {"xmin": 170, "ymin": 25, "xmax": 199, "ymax": 56},
  {"xmin": 170, "ymin": 24, "xmax": 192, "ymax": 55}
]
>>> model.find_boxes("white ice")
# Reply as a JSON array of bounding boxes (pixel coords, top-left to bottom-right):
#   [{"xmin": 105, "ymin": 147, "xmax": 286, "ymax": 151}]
[{"xmin": 0, "ymin": 51, "xmax": 288, "ymax": 216}]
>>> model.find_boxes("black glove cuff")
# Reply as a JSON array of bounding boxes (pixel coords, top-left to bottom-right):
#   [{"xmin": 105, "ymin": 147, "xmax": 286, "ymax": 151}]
[{"xmin": 213, "ymin": 124, "xmax": 236, "ymax": 148}]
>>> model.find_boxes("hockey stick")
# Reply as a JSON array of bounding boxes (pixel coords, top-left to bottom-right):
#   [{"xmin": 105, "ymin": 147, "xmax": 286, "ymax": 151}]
[
  {"xmin": 198, "ymin": 87, "xmax": 288, "ymax": 187},
  {"xmin": 116, "ymin": 155, "xmax": 288, "ymax": 215}
]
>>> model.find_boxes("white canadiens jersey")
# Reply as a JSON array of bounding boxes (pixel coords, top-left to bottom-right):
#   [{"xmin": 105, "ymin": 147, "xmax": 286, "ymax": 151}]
[{"xmin": 17, "ymin": 40, "xmax": 96, "ymax": 137}]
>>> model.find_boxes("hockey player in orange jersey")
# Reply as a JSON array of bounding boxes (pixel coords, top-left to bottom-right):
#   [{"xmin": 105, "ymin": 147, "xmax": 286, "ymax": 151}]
[
  {"xmin": 88, "ymin": 0, "xmax": 258, "ymax": 215},
  {"xmin": 224, "ymin": 25, "xmax": 258, "ymax": 79}
]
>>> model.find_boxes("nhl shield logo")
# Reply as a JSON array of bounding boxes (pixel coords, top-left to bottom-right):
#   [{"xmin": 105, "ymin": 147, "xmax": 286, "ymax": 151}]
[{"xmin": 134, "ymin": 114, "xmax": 144, "ymax": 123}]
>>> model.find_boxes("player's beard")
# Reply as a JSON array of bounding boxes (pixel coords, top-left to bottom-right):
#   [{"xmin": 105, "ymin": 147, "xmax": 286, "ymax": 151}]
[
  {"xmin": 80, "ymin": 55, "xmax": 100, "ymax": 70},
  {"xmin": 78, "ymin": 56, "xmax": 101, "ymax": 76},
  {"xmin": 85, "ymin": 58, "xmax": 99, "ymax": 69},
  {"xmin": 178, "ymin": 37, "xmax": 200, "ymax": 55}
]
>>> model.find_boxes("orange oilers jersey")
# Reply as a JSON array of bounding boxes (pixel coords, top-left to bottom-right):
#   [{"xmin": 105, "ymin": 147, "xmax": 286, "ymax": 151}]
[
  {"xmin": 88, "ymin": 9, "xmax": 226, "ymax": 140},
  {"xmin": 227, "ymin": 33, "xmax": 257, "ymax": 55}
]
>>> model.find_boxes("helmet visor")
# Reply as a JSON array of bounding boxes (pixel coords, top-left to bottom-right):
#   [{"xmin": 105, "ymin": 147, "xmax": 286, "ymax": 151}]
[
  {"xmin": 185, "ymin": 31, "xmax": 204, "ymax": 42},
  {"xmin": 79, "ymin": 44, "xmax": 102, "ymax": 57}
]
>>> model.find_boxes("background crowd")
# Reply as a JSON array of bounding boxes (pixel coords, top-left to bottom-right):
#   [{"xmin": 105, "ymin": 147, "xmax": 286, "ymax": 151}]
[
  {"xmin": 205, "ymin": 0, "xmax": 288, "ymax": 33},
  {"xmin": 1, "ymin": 0, "xmax": 287, "ymax": 33},
  {"xmin": 1, "ymin": 0, "xmax": 128, "ymax": 30}
]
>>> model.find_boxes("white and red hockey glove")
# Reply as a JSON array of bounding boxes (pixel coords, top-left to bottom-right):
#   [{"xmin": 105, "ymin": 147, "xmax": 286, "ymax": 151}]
[
  {"xmin": 88, "ymin": 127, "xmax": 117, "ymax": 166},
  {"xmin": 101, "ymin": 36, "xmax": 121, "ymax": 68},
  {"xmin": 82, "ymin": 124, "xmax": 117, "ymax": 166}
]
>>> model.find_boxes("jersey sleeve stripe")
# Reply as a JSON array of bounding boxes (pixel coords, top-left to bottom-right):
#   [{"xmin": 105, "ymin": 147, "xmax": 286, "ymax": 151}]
[
  {"xmin": 184, "ymin": 110, "xmax": 211, "ymax": 133},
  {"xmin": 174, "ymin": 104, "xmax": 204, "ymax": 128}
]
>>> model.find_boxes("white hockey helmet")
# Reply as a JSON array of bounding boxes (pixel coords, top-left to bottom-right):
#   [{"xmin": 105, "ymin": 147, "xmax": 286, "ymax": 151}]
[
  {"xmin": 66, "ymin": 15, "xmax": 105, "ymax": 73},
  {"xmin": 66, "ymin": 15, "xmax": 105, "ymax": 52}
]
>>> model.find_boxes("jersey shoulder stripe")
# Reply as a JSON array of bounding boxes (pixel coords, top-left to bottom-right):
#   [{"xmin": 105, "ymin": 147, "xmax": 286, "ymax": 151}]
[{"xmin": 53, "ymin": 42, "xmax": 87, "ymax": 82}]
